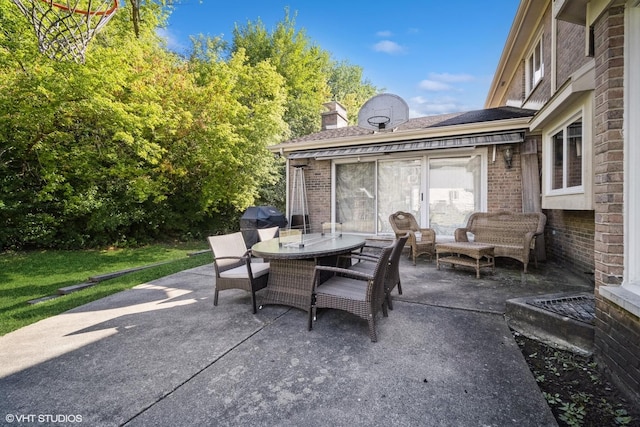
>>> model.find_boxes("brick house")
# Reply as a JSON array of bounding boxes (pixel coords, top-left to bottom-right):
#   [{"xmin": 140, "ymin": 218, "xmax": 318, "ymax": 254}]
[{"xmin": 269, "ymin": 0, "xmax": 639, "ymax": 403}]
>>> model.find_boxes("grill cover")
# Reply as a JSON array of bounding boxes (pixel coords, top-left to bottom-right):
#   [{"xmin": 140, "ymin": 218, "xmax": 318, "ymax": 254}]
[{"xmin": 240, "ymin": 206, "xmax": 287, "ymax": 247}]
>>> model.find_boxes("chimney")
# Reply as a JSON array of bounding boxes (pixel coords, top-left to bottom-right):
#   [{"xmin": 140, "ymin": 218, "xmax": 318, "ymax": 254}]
[{"xmin": 321, "ymin": 101, "xmax": 348, "ymax": 130}]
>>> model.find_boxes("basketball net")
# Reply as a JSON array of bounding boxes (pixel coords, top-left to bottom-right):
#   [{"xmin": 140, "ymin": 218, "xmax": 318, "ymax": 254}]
[{"xmin": 12, "ymin": 0, "xmax": 119, "ymax": 63}]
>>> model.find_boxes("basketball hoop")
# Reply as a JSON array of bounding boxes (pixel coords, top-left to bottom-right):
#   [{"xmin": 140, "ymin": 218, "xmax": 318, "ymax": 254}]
[
  {"xmin": 367, "ymin": 115, "xmax": 391, "ymax": 130},
  {"xmin": 357, "ymin": 94, "xmax": 410, "ymax": 131},
  {"xmin": 12, "ymin": 0, "xmax": 119, "ymax": 63}
]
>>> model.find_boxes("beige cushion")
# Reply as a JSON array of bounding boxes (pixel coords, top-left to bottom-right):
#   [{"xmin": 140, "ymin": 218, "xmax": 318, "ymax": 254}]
[
  {"xmin": 219, "ymin": 262, "xmax": 270, "ymax": 279},
  {"xmin": 257, "ymin": 226, "xmax": 279, "ymax": 242},
  {"xmin": 208, "ymin": 232, "xmax": 249, "ymax": 269}
]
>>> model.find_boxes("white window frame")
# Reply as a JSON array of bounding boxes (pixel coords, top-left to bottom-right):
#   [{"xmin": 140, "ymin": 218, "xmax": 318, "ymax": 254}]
[
  {"xmin": 541, "ymin": 94, "xmax": 593, "ymax": 210},
  {"xmin": 330, "ymin": 148, "xmax": 487, "ymax": 236},
  {"xmin": 526, "ymin": 33, "xmax": 544, "ymax": 96},
  {"xmin": 545, "ymin": 113, "xmax": 584, "ymax": 195}
]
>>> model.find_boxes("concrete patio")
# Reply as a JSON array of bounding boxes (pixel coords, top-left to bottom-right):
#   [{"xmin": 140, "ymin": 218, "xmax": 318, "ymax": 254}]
[{"xmin": 0, "ymin": 254, "xmax": 593, "ymax": 426}]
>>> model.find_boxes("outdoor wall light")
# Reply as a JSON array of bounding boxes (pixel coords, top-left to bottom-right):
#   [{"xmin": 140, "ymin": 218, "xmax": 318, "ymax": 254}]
[{"xmin": 503, "ymin": 145, "xmax": 513, "ymax": 169}]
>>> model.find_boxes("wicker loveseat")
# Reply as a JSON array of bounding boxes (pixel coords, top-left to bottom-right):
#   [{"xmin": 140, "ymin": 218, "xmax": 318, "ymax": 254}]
[{"xmin": 454, "ymin": 211, "xmax": 546, "ymax": 273}]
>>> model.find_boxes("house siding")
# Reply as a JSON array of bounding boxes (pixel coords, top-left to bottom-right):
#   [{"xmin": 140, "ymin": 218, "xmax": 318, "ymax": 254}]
[
  {"xmin": 544, "ymin": 209, "xmax": 595, "ymax": 276},
  {"xmin": 296, "ymin": 148, "xmax": 528, "ymax": 236},
  {"xmin": 556, "ymin": 20, "xmax": 590, "ymax": 87},
  {"xmin": 524, "ymin": 7, "xmax": 554, "ymax": 109},
  {"xmin": 505, "ymin": 61, "xmax": 526, "ymax": 106},
  {"xmin": 499, "ymin": 4, "xmax": 597, "ymax": 278},
  {"xmin": 593, "ymin": 5, "xmax": 625, "ymax": 288},
  {"xmin": 595, "ymin": 296, "xmax": 640, "ymax": 404},
  {"xmin": 284, "ymin": 1, "xmax": 640, "ymax": 405},
  {"xmin": 290, "ymin": 158, "xmax": 332, "ymax": 233},
  {"xmin": 591, "ymin": 3, "xmax": 640, "ymax": 405},
  {"xmin": 487, "ymin": 143, "xmax": 523, "ymax": 212}
]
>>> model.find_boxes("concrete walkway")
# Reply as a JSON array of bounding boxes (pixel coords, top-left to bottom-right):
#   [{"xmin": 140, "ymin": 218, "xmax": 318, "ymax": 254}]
[{"xmin": 0, "ymin": 256, "xmax": 593, "ymax": 426}]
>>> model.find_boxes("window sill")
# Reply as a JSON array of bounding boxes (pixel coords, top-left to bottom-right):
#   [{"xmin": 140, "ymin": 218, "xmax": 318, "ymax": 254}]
[
  {"xmin": 600, "ymin": 285, "xmax": 640, "ymax": 318},
  {"xmin": 542, "ymin": 191, "xmax": 593, "ymax": 210}
]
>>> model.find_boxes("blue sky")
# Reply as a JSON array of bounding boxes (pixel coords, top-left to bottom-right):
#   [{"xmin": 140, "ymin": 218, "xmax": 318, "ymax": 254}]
[{"xmin": 160, "ymin": 1, "xmax": 520, "ymax": 118}]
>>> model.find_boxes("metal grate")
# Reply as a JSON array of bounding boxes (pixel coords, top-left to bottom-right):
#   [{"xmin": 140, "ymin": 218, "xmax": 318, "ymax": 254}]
[{"xmin": 528, "ymin": 294, "xmax": 595, "ymax": 325}]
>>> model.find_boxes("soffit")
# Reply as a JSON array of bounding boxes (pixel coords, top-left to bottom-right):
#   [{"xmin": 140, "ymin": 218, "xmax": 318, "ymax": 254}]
[
  {"xmin": 271, "ymin": 107, "xmax": 535, "ymax": 155},
  {"xmin": 486, "ymin": 0, "xmax": 550, "ymax": 108},
  {"xmin": 287, "ymin": 132, "xmax": 524, "ymax": 160},
  {"xmin": 554, "ymin": 0, "xmax": 588, "ymax": 24}
]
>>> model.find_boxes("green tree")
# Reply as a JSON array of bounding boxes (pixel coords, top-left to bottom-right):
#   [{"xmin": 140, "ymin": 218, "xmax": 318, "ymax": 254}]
[
  {"xmin": 0, "ymin": 1, "xmax": 376, "ymax": 249},
  {"xmin": 0, "ymin": 0, "xmax": 288, "ymax": 248},
  {"xmin": 328, "ymin": 60, "xmax": 380, "ymax": 124},
  {"xmin": 0, "ymin": 0, "xmax": 176, "ymax": 247},
  {"xmin": 231, "ymin": 9, "xmax": 331, "ymax": 138}
]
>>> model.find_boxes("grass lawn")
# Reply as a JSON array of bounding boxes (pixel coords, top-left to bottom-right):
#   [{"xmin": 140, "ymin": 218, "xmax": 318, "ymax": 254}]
[{"xmin": 0, "ymin": 242, "xmax": 212, "ymax": 336}]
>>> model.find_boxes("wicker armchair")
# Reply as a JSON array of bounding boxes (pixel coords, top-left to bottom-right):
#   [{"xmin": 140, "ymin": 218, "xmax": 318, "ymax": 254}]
[
  {"xmin": 309, "ymin": 243, "xmax": 394, "ymax": 342},
  {"xmin": 207, "ymin": 232, "xmax": 269, "ymax": 314},
  {"xmin": 389, "ymin": 211, "xmax": 436, "ymax": 265},
  {"xmin": 348, "ymin": 233, "xmax": 409, "ymax": 310}
]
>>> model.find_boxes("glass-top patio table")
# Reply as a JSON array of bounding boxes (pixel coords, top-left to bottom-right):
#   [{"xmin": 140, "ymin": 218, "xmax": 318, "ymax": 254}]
[{"xmin": 251, "ymin": 233, "xmax": 366, "ymax": 312}]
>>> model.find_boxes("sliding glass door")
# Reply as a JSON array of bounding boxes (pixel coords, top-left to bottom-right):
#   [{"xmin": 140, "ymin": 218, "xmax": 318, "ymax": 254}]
[
  {"xmin": 335, "ymin": 162, "xmax": 376, "ymax": 233},
  {"xmin": 334, "ymin": 151, "xmax": 484, "ymax": 236},
  {"xmin": 377, "ymin": 159, "xmax": 421, "ymax": 233},
  {"xmin": 428, "ymin": 156, "xmax": 482, "ymax": 235}
]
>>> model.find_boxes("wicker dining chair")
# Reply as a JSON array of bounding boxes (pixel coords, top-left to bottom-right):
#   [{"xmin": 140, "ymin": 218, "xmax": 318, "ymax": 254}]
[
  {"xmin": 207, "ymin": 232, "xmax": 269, "ymax": 314},
  {"xmin": 308, "ymin": 243, "xmax": 394, "ymax": 342},
  {"xmin": 348, "ymin": 233, "xmax": 409, "ymax": 311},
  {"xmin": 389, "ymin": 211, "xmax": 436, "ymax": 265}
]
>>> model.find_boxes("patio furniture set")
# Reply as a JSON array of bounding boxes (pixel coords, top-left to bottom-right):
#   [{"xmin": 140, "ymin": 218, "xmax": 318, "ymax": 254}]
[
  {"xmin": 389, "ymin": 210, "xmax": 546, "ymax": 277},
  {"xmin": 208, "ymin": 226, "xmax": 409, "ymax": 342},
  {"xmin": 207, "ymin": 210, "xmax": 546, "ymax": 341}
]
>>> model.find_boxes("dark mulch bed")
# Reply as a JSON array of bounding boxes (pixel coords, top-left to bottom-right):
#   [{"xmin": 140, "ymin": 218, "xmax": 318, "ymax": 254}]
[{"xmin": 514, "ymin": 331, "xmax": 640, "ymax": 427}]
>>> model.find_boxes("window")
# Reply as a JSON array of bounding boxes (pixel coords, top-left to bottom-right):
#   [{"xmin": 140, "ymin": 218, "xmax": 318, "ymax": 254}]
[
  {"xmin": 333, "ymin": 151, "xmax": 486, "ymax": 236},
  {"xmin": 428, "ymin": 156, "xmax": 481, "ymax": 235},
  {"xmin": 541, "ymin": 95, "xmax": 593, "ymax": 210},
  {"xmin": 549, "ymin": 118, "xmax": 583, "ymax": 192},
  {"xmin": 526, "ymin": 35, "xmax": 544, "ymax": 95},
  {"xmin": 377, "ymin": 159, "xmax": 422, "ymax": 233},
  {"xmin": 335, "ymin": 162, "xmax": 375, "ymax": 233}
]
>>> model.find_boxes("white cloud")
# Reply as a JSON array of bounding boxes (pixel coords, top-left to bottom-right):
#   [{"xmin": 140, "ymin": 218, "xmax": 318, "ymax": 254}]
[
  {"xmin": 408, "ymin": 95, "xmax": 473, "ymax": 117},
  {"xmin": 376, "ymin": 30, "xmax": 393, "ymax": 37},
  {"xmin": 372, "ymin": 40, "xmax": 406, "ymax": 54},
  {"xmin": 418, "ymin": 80, "xmax": 451, "ymax": 91},
  {"xmin": 428, "ymin": 72, "xmax": 475, "ymax": 83}
]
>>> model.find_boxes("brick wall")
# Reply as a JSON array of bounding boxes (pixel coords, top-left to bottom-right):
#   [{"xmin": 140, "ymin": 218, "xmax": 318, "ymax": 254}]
[
  {"xmin": 556, "ymin": 20, "xmax": 589, "ymax": 87},
  {"xmin": 299, "ymin": 145, "xmax": 530, "ymax": 233},
  {"xmin": 505, "ymin": 60, "xmax": 525, "ymax": 106},
  {"xmin": 595, "ymin": 297, "xmax": 640, "ymax": 403},
  {"xmin": 593, "ymin": 5, "xmax": 625, "ymax": 288},
  {"xmin": 487, "ymin": 143, "xmax": 523, "ymax": 212},
  {"xmin": 526, "ymin": 7, "xmax": 554, "ymax": 108},
  {"xmin": 544, "ymin": 209, "xmax": 595, "ymax": 276},
  {"xmin": 591, "ymin": 4, "xmax": 640, "ymax": 406},
  {"xmin": 290, "ymin": 158, "xmax": 332, "ymax": 233}
]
